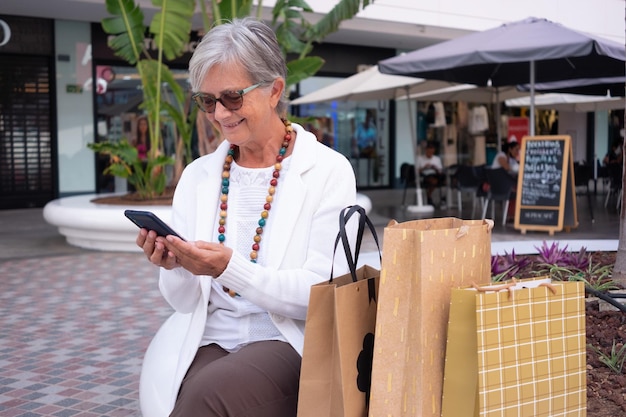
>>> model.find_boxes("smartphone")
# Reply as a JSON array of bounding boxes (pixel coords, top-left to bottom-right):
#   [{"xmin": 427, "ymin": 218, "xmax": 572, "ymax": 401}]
[{"xmin": 124, "ymin": 209, "xmax": 186, "ymax": 241}]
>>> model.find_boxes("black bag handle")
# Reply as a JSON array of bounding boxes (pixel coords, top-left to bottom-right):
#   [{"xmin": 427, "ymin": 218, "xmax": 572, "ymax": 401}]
[{"xmin": 330, "ymin": 205, "xmax": 381, "ymax": 283}]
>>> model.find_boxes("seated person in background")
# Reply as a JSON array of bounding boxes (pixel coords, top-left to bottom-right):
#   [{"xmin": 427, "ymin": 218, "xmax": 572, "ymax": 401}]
[
  {"xmin": 492, "ymin": 140, "xmax": 520, "ymax": 178},
  {"xmin": 491, "ymin": 140, "xmax": 520, "ymax": 222},
  {"xmin": 603, "ymin": 139, "xmax": 623, "ymax": 167},
  {"xmin": 417, "ymin": 141, "xmax": 443, "ymax": 205},
  {"xmin": 603, "ymin": 138, "xmax": 623, "ymax": 189}
]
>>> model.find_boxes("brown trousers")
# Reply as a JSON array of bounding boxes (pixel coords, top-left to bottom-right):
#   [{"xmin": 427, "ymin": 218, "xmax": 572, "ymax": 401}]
[{"xmin": 170, "ymin": 341, "xmax": 301, "ymax": 417}]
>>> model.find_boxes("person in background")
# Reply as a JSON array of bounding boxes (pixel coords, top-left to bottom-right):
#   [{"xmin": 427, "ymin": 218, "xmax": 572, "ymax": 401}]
[
  {"xmin": 417, "ymin": 141, "xmax": 443, "ymax": 205},
  {"xmin": 135, "ymin": 18, "xmax": 357, "ymax": 417},
  {"xmin": 492, "ymin": 140, "xmax": 520, "ymax": 177},
  {"xmin": 132, "ymin": 116, "xmax": 150, "ymax": 160},
  {"xmin": 603, "ymin": 138, "xmax": 623, "ymax": 167},
  {"xmin": 603, "ymin": 138, "xmax": 623, "ymax": 192},
  {"xmin": 354, "ymin": 109, "xmax": 377, "ymax": 157},
  {"xmin": 491, "ymin": 139, "xmax": 520, "ymax": 222}
]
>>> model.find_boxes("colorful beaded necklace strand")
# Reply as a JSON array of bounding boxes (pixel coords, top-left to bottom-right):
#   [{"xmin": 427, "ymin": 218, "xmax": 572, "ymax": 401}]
[{"xmin": 218, "ymin": 118, "xmax": 293, "ymax": 297}]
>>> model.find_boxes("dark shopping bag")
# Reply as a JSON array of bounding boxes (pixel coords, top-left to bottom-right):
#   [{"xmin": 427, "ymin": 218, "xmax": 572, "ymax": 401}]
[{"xmin": 297, "ymin": 205, "xmax": 381, "ymax": 417}]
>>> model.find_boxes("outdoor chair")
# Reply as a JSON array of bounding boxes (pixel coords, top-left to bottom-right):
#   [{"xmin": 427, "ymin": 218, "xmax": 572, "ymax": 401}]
[
  {"xmin": 400, "ymin": 162, "xmax": 447, "ymax": 207},
  {"xmin": 400, "ymin": 163, "xmax": 417, "ymax": 206},
  {"xmin": 604, "ymin": 163, "xmax": 622, "ymax": 211},
  {"xmin": 481, "ymin": 167, "xmax": 516, "ymax": 226},
  {"xmin": 574, "ymin": 162, "xmax": 594, "ymax": 222},
  {"xmin": 454, "ymin": 164, "xmax": 485, "ymax": 218}
]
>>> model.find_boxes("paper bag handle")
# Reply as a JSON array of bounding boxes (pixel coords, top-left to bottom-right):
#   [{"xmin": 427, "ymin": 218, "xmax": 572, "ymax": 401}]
[
  {"xmin": 330, "ymin": 205, "xmax": 381, "ymax": 283},
  {"xmin": 471, "ymin": 280, "xmax": 557, "ymax": 299}
]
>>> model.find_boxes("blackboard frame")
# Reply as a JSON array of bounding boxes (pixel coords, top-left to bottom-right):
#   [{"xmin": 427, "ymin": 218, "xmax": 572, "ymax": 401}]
[{"xmin": 514, "ymin": 135, "xmax": 579, "ymax": 235}]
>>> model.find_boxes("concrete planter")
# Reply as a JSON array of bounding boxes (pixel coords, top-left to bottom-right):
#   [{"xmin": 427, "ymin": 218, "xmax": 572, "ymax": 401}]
[
  {"xmin": 44, "ymin": 193, "xmax": 373, "ymax": 252},
  {"xmin": 43, "ymin": 194, "xmax": 173, "ymax": 252}
]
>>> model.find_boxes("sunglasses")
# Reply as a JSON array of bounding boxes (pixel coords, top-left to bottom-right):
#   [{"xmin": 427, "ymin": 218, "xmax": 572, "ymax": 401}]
[{"xmin": 192, "ymin": 82, "xmax": 266, "ymax": 113}]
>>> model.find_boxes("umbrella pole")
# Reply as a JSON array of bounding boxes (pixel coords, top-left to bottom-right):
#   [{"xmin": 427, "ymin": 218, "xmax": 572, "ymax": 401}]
[
  {"xmin": 530, "ymin": 60, "xmax": 536, "ymax": 136},
  {"xmin": 495, "ymin": 87, "xmax": 501, "ymax": 150},
  {"xmin": 405, "ymin": 86, "xmax": 434, "ymax": 213}
]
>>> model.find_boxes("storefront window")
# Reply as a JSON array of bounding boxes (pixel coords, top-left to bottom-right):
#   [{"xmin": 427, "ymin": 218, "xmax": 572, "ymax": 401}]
[
  {"xmin": 294, "ymin": 77, "xmax": 390, "ymax": 188},
  {"xmin": 93, "ymin": 65, "xmax": 189, "ymax": 192}
]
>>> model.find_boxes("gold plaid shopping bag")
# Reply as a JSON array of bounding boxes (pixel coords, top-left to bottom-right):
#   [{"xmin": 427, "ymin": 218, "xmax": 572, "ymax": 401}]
[{"xmin": 441, "ymin": 278, "xmax": 587, "ymax": 417}]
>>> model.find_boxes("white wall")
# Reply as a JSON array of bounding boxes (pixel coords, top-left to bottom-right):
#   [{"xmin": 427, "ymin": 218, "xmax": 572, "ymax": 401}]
[
  {"xmin": 393, "ymin": 100, "xmax": 416, "ymax": 178},
  {"xmin": 298, "ymin": 0, "xmax": 624, "ymax": 43},
  {"xmin": 595, "ymin": 111, "xmax": 611, "ymax": 167},
  {"xmin": 558, "ymin": 111, "xmax": 588, "ymax": 163}
]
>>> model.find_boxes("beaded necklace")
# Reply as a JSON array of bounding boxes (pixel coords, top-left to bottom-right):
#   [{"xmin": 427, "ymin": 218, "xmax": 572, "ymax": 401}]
[{"xmin": 218, "ymin": 118, "xmax": 293, "ymax": 297}]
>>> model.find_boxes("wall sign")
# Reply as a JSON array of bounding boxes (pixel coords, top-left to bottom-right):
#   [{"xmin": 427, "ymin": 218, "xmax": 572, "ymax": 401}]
[
  {"xmin": 0, "ymin": 19, "xmax": 10, "ymax": 47},
  {"xmin": 0, "ymin": 15, "xmax": 53, "ymax": 55},
  {"xmin": 514, "ymin": 135, "xmax": 578, "ymax": 235}
]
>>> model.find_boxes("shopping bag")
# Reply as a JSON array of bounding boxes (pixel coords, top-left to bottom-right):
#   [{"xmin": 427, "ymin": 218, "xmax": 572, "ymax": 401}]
[
  {"xmin": 441, "ymin": 278, "xmax": 587, "ymax": 417},
  {"xmin": 297, "ymin": 205, "xmax": 381, "ymax": 417},
  {"xmin": 369, "ymin": 218, "xmax": 492, "ymax": 417}
]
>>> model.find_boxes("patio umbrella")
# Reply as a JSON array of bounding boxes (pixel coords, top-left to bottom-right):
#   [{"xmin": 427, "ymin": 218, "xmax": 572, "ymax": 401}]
[
  {"xmin": 290, "ymin": 65, "xmax": 452, "ymax": 104},
  {"xmin": 378, "ymin": 16, "xmax": 626, "ymax": 135},
  {"xmin": 505, "ymin": 93, "xmax": 625, "ymax": 112},
  {"xmin": 518, "ymin": 76, "xmax": 625, "ymax": 97}
]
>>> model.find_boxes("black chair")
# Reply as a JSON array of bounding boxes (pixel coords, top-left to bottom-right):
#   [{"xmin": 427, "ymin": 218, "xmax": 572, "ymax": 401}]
[
  {"xmin": 596, "ymin": 159, "xmax": 609, "ymax": 194},
  {"xmin": 400, "ymin": 163, "xmax": 417, "ymax": 205},
  {"xmin": 401, "ymin": 162, "xmax": 446, "ymax": 207},
  {"xmin": 481, "ymin": 168, "xmax": 516, "ymax": 226},
  {"xmin": 574, "ymin": 162, "xmax": 594, "ymax": 222},
  {"xmin": 604, "ymin": 163, "xmax": 622, "ymax": 210},
  {"xmin": 454, "ymin": 164, "xmax": 485, "ymax": 218}
]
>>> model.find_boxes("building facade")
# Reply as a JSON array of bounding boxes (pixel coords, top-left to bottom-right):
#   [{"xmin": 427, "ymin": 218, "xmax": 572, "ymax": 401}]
[{"xmin": 0, "ymin": 1, "xmax": 624, "ymax": 208}]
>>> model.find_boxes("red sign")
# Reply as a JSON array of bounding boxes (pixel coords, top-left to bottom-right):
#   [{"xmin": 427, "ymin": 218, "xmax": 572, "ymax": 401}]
[{"xmin": 507, "ymin": 117, "xmax": 529, "ymax": 143}]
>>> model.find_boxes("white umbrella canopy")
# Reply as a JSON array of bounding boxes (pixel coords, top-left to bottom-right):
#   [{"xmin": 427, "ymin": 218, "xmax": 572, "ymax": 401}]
[
  {"xmin": 505, "ymin": 93, "xmax": 625, "ymax": 112},
  {"xmin": 518, "ymin": 76, "xmax": 625, "ymax": 97},
  {"xmin": 405, "ymin": 84, "xmax": 529, "ymax": 103},
  {"xmin": 290, "ymin": 65, "xmax": 453, "ymax": 104}
]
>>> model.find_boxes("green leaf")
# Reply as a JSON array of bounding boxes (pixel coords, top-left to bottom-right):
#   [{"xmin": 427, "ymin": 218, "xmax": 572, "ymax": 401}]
[
  {"xmin": 149, "ymin": 0, "xmax": 195, "ymax": 61},
  {"xmin": 306, "ymin": 0, "xmax": 373, "ymax": 42},
  {"xmin": 215, "ymin": 0, "xmax": 255, "ymax": 21},
  {"xmin": 102, "ymin": 0, "xmax": 146, "ymax": 65},
  {"xmin": 286, "ymin": 56, "xmax": 324, "ymax": 86},
  {"xmin": 276, "ymin": 25, "xmax": 308, "ymax": 55}
]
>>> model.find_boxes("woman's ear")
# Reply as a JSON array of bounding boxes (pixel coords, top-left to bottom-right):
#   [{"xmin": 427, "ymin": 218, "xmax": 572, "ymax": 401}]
[{"xmin": 269, "ymin": 78, "xmax": 285, "ymax": 108}]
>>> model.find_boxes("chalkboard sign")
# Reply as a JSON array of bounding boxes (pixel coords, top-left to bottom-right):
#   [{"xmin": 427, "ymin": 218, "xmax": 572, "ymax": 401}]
[{"xmin": 514, "ymin": 135, "xmax": 578, "ymax": 235}]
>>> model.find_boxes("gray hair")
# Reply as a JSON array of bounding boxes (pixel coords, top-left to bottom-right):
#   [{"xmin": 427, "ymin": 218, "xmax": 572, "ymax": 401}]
[{"xmin": 189, "ymin": 18, "xmax": 288, "ymax": 115}]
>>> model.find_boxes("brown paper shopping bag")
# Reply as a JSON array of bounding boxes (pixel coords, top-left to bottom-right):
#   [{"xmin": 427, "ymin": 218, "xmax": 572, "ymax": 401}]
[
  {"xmin": 298, "ymin": 206, "xmax": 381, "ymax": 417},
  {"xmin": 368, "ymin": 218, "xmax": 492, "ymax": 417},
  {"xmin": 441, "ymin": 278, "xmax": 587, "ymax": 417}
]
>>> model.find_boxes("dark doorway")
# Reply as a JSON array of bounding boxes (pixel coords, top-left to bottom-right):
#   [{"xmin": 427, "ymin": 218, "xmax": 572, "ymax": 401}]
[{"xmin": 0, "ymin": 54, "xmax": 56, "ymax": 209}]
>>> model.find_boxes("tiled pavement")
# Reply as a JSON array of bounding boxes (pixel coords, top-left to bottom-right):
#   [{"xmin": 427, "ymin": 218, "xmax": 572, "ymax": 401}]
[
  {"xmin": 0, "ymin": 187, "xmax": 620, "ymax": 416},
  {"xmin": 0, "ymin": 252, "xmax": 171, "ymax": 417}
]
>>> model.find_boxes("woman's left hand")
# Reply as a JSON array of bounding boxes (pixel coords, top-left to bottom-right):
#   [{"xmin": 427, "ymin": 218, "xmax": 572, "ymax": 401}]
[{"xmin": 160, "ymin": 236, "xmax": 233, "ymax": 277}]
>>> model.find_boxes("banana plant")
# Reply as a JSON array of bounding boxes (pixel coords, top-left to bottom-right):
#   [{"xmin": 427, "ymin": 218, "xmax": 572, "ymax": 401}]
[
  {"xmin": 94, "ymin": 0, "xmax": 196, "ymax": 199},
  {"xmin": 93, "ymin": 0, "xmax": 374, "ymax": 199}
]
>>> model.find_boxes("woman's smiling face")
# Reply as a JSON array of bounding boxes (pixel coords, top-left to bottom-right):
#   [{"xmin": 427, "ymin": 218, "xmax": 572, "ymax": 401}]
[{"xmin": 199, "ymin": 63, "xmax": 278, "ymax": 148}]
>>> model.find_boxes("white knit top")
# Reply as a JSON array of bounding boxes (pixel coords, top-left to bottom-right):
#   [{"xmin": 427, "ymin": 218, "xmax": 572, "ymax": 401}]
[{"xmin": 201, "ymin": 158, "xmax": 290, "ymax": 351}]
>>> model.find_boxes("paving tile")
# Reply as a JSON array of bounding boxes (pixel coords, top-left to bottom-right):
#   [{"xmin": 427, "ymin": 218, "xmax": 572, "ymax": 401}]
[
  {"xmin": 0, "ymin": 190, "xmax": 620, "ymax": 416},
  {"xmin": 0, "ymin": 252, "xmax": 171, "ymax": 416}
]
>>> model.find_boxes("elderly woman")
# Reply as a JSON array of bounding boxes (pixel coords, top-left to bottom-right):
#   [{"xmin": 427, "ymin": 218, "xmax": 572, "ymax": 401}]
[{"xmin": 136, "ymin": 18, "xmax": 357, "ymax": 417}]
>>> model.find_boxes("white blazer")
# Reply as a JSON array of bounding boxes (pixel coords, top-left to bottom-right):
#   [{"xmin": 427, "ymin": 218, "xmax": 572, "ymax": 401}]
[{"xmin": 140, "ymin": 123, "xmax": 357, "ymax": 417}]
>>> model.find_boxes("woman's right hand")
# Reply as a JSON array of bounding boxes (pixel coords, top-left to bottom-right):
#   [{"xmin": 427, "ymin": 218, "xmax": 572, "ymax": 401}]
[{"xmin": 136, "ymin": 229, "xmax": 179, "ymax": 269}]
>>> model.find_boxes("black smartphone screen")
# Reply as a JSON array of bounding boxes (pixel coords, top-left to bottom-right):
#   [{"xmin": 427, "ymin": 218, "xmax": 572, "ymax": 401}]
[{"xmin": 124, "ymin": 209, "xmax": 186, "ymax": 241}]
